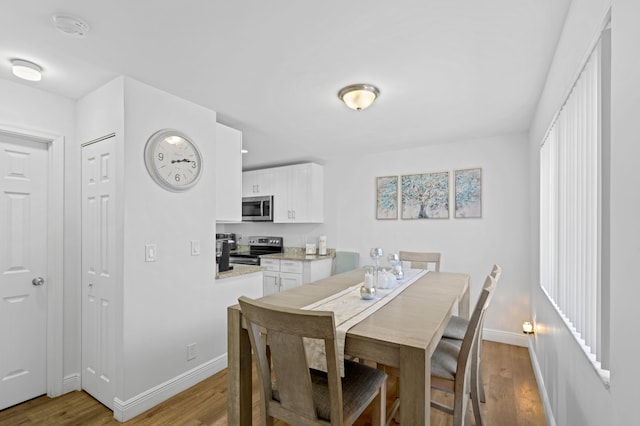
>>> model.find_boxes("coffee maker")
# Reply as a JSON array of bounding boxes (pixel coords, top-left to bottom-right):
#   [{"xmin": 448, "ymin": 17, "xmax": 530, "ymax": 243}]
[{"xmin": 215, "ymin": 233, "xmax": 237, "ymax": 263}]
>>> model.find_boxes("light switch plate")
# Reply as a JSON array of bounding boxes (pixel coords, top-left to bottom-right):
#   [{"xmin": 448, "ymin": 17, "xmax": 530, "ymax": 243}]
[
  {"xmin": 145, "ymin": 244, "xmax": 157, "ymax": 262},
  {"xmin": 191, "ymin": 240, "xmax": 200, "ymax": 256}
]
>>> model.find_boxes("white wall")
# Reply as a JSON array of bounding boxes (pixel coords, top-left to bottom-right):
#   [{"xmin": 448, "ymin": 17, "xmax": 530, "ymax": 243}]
[
  {"xmin": 606, "ymin": 1, "xmax": 640, "ymax": 425},
  {"xmin": 327, "ymin": 133, "xmax": 531, "ymax": 341},
  {"xmin": 119, "ymin": 78, "xmax": 218, "ymax": 401},
  {"xmin": 75, "ymin": 77, "xmax": 247, "ymax": 419},
  {"xmin": 0, "ymin": 79, "xmax": 78, "ymax": 382},
  {"xmin": 525, "ymin": 0, "xmax": 640, "ymax": 424},
  {"xmin": 226, "ymin": 132, "xmax": 532, "ymax": 343}
]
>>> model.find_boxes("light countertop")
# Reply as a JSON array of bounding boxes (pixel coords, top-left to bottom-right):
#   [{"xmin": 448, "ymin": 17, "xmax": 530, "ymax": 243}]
[
  {"xmin": 260, "ymin": 252, "xmax": 335, "ymax": 262},
  {"xmin": 216, "ymin": 264, "xmax": 265, "ymax": 280}
]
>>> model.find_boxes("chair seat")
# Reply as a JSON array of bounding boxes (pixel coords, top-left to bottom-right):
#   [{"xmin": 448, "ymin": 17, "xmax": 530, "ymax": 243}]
[
  {"xmin": 443, "ymin": 315, "xmax": 469, "ymax": 340},
  {"xmin": 273, "ymin": 359, "xmax": 387, "ymax": 421},
  {"xmin": 431, "ymin": 337, "xmax": 464, "ymax": 381}
]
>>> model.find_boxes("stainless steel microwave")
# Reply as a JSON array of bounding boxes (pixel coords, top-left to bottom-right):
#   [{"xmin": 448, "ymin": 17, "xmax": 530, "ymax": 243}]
[{"xmin": 242, "ymin": 195, "xmax": 273, "ymax": 222}]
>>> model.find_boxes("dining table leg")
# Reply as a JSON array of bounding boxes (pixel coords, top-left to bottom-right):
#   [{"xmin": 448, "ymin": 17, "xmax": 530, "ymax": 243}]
[
  {"xmin": 227, "ymin": 307, "xmax": 252, "ymax": 425},
  {"xmin": 399, "ymin": 345, "xmax": 430, "ymax": 426}
]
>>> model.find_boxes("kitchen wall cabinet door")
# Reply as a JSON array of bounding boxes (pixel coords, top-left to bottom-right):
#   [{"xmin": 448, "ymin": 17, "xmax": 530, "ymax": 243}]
[
  {"xmin": 216, "ymin": 123, "xmax": 242, "ymax": 222},
  {"xmin": 242, "ymin": 169, "xmax": 275, "ymax": 197},
  {"xmin": 273, "ymin": 163, "xmax": 323, "ymax": 223}
]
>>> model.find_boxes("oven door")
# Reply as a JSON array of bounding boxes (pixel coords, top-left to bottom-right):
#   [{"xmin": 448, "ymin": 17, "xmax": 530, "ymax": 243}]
[
  {"xmin": 229, "ymin": 254, "xmax": 261, "ymax": 266},
  {"xmin": 242, "ymin": 196, "xmax": 273, "ymax": 222}
]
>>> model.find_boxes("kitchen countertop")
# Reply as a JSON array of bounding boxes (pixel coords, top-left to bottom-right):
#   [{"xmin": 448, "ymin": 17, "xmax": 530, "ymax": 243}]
[
  {"xmin": 261, "ymin": 250, "xmax": 335, "ymax": 262},
  {"xmin": 216, "ymin": 264, "xmax": 265, "ymax": 280}
]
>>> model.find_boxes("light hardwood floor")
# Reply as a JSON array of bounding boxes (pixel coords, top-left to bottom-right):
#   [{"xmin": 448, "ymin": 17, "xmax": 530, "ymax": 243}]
[{"xmin": 0, "ymin": 341, "xmax": 546, "ymax": 425}]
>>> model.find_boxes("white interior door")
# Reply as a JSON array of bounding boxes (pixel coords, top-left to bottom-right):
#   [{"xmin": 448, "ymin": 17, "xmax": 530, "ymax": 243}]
[
  {"xmin": 0, "ymin": 133, "xmax": 48, "ymax": 410},
  {"xmin": 81, "ymin": 136, "xmax": 117, "ymax": 409}
]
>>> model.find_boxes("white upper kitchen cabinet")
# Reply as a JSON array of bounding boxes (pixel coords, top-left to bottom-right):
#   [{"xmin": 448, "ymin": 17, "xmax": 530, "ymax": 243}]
[
  {"xmin": 242, "ymin": 168, "xmax": 275, "ymax": 197},
  {"xmin": 273, "ymin": 163, "xmax": 323, "ymax": 223},
  {"xmin": 216, "ymin": 123, "xmax": 242, "ymax": 222}
]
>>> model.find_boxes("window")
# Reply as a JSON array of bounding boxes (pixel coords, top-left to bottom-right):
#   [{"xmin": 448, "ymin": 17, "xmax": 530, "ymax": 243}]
[{"xmin": 539, "ymin": 27, "xmax": 610, "ymax": 382}]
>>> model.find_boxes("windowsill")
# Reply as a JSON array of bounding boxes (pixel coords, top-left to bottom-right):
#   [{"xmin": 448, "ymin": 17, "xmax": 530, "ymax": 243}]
[{"xmin": 541, "ymin": 288, "xmax": 611, "ymax": 389}]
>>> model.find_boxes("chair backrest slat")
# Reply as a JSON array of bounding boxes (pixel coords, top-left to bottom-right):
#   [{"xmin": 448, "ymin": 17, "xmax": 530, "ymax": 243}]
[
  {"xmin": 490, "ymin": 264, "xmax": 502, "ymax": 282},
  {"xmin": 399, "ymin": 251, "xmax": 441, "ymax": 271},
  {"xmin": 238, "ymin": 296, "xmax": 344, "ymax": 425},
  {"xmin": 456, "ymin": 275, "xmax": 497, "ymax": 392}
]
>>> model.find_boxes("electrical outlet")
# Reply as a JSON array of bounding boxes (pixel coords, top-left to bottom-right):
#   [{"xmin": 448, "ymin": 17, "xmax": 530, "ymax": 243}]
[{"xmin": 187, "ymin": 343, "xmax": 197, "ymax": 361}]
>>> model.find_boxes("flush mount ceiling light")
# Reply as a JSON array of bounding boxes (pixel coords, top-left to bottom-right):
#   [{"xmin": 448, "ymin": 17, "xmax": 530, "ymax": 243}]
[
  {"xmin": 52, "ymin": 14, "xmax": 90, "ymax": 38},
  {"xmin": 338, "ymin": 84, "xmax": 380, "ymax": 111},
  {"xmin": 11, "ymin": 59, "xmax": 42, "ymax": 81}
]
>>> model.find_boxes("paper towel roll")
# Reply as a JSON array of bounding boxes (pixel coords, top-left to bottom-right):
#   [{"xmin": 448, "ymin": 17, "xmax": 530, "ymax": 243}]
[{"xmin": 318, "ymin": 235, "xmax": 327, "ymax": 255}]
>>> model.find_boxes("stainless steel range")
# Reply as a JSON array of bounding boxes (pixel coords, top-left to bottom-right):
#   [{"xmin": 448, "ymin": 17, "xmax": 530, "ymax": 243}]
[{"xmin": 229, "ymin": 236, "xmax": 283, "ymax": 266}]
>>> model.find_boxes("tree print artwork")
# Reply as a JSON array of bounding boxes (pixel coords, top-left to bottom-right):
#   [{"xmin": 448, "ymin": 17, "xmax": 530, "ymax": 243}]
[
  {"xmin": 401, "ymin": 172, "xmax": 449, "ymax": 219},
  {"xmin": 455, "ymin": 168, "xmax": 482, "ymax": 218},
  {"xmin": 376, "ymin": 176, "xmax": 398, "ymax": 219}
]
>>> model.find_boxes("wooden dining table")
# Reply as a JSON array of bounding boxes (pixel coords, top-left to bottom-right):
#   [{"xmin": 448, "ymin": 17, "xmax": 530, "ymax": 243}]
[{"xmin": 227, "ymin": 268, "xmax": 470, "ymax": 426}]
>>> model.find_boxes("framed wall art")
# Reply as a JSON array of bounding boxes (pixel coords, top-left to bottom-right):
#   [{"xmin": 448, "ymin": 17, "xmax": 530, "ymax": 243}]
[
  {"xmin": 376, "ymin": 176, "xmax": 398, "ymax": 220},
  {"xmin": 454, "ymin": 168, "xmax": 482, "ymax": 218},
  {"xmin": 401, "ymin": 172, "xmax": 449, "ymax": 219}
]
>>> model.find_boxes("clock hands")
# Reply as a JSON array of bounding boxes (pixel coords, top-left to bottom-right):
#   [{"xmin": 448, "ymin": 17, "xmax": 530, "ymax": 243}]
[{"xmin": 171, "ymin": 158, "xmax": 194, "ymax": 164}]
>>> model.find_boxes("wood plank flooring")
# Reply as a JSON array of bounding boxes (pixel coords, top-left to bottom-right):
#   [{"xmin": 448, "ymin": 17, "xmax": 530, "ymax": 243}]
[{"xmin": 0, "ymin": 341, "xmax": 546, "ymax": 425}]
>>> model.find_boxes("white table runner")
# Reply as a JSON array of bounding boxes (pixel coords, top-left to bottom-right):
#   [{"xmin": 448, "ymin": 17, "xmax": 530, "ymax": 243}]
[{"xmin": 303, "ymin": 268, "xmax": 428, "ymax": 375}]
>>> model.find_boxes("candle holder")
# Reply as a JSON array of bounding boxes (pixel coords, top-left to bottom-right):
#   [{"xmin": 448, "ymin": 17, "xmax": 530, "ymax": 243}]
[
  {"xmin": 369, "ymin": 247, "xmax": 384, "ymax": 286},
  {"xmin": 361, "ymin": 266, "xmax": 376, "ymax": 299},
  {"xmin": 388, "ymin": 253, "xmax": 404, "ymax": 280}
]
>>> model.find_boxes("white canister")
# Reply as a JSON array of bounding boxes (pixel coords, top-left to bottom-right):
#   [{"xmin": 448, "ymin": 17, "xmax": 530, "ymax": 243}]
[{"xmin": 318, "ymin": 235, "xmax": 327, "ymax": 256}]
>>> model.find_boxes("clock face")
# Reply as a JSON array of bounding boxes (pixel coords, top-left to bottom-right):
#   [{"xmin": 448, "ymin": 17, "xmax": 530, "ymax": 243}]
[{"xmin": 144, "ymin": 129, "xmax": 203, "ymax": 191}]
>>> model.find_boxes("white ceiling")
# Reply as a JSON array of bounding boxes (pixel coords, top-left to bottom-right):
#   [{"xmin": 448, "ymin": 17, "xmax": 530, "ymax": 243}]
[{"xmin": 0, "ymin": 0, "xmax": 571, "ymax": 169}]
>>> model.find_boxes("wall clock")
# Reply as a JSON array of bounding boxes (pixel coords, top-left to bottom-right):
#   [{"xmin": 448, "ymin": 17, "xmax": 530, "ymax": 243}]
[{"xmin": 144, "ymin": 129, "xmax": 203, "ymax": 192}]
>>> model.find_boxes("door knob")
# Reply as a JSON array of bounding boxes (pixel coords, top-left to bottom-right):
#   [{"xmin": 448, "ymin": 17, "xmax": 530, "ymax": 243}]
[{"xmin": 32, "ymin": 277, "xmax": 45, "ymax": 286}]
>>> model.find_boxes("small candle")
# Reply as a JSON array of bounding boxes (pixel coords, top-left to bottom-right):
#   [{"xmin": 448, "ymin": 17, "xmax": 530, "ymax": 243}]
[{"xmin": 364, "ymin": 273, "xmax": 373, "ymax": 288}]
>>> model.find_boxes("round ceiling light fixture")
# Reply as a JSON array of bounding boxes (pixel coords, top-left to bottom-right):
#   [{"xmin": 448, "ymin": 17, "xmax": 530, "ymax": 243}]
[
  {"xmin": 338, "ymin": 84, "xmax": 380, "ymax": 111},
  {"xmin": 11, "ymin": 59, "xmax": 43, "ymax": 81},
  {"xmin": 52, "ymin": 14, "xmax": 90, "ymax": 38}
]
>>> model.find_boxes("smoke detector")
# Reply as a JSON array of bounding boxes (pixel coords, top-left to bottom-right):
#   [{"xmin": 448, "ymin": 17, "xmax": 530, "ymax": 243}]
[{"xmin": 52, "ymin": 14, "xmax": 90, "ymax": 38}]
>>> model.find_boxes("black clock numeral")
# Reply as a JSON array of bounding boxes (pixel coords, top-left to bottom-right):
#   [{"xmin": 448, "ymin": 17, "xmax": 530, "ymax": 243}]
[
  {"xmin": 192, "ymin": 162, "xmax": 197, "ymax": 168},
  {"xmin": 158, "ymin": 152, "xmax": 164, "ymax": 161},
  {"xmin": 175, "ymin": 174, "xmax": 180, "ymax": 182}
]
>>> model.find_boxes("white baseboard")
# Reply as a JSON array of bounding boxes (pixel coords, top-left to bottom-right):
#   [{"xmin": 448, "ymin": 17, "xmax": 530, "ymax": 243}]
[
  {"xmin": 113, "ymin": 353, "xmax": 228, "ymax": 422},
  {"xmin": 483, "ymin": 328, "xmax": 529, "ymax": 347},
  {"xmin": 528, "ymin": 338, "xmax": 556, "ymax": 426},
  {"xmin": 63, "ymin": 373, "xmax": 81, "ymax": 394}
]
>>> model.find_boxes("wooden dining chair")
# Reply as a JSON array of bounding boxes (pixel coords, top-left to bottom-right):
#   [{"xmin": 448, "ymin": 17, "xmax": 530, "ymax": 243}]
[
  {"xmin": 381, "ymin": 274, "xmax": 497, "ymax": 426},
  {"xmin": 238, "ymin": 296, "xmax": 387, "ymax": 426},
  {"xmin": 442, "ymin": 264, "xmax": 502, "ymax": 403},
  {"xmin": 430, "ymin": 275, "xmax": 497, "ymax": 426},
  {"xmin": 333, "ymin": 251, "xmax": 360, "ymax": 275},
  {"xmin": 398, "ymin": 251, "xmax": 441, "ymax": 271}
]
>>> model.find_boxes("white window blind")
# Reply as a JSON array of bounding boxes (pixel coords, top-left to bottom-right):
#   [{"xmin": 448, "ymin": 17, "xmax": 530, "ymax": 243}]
[{"xmin": 540, "ymin": 37, "xmax": 609, "ymax": 376}]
